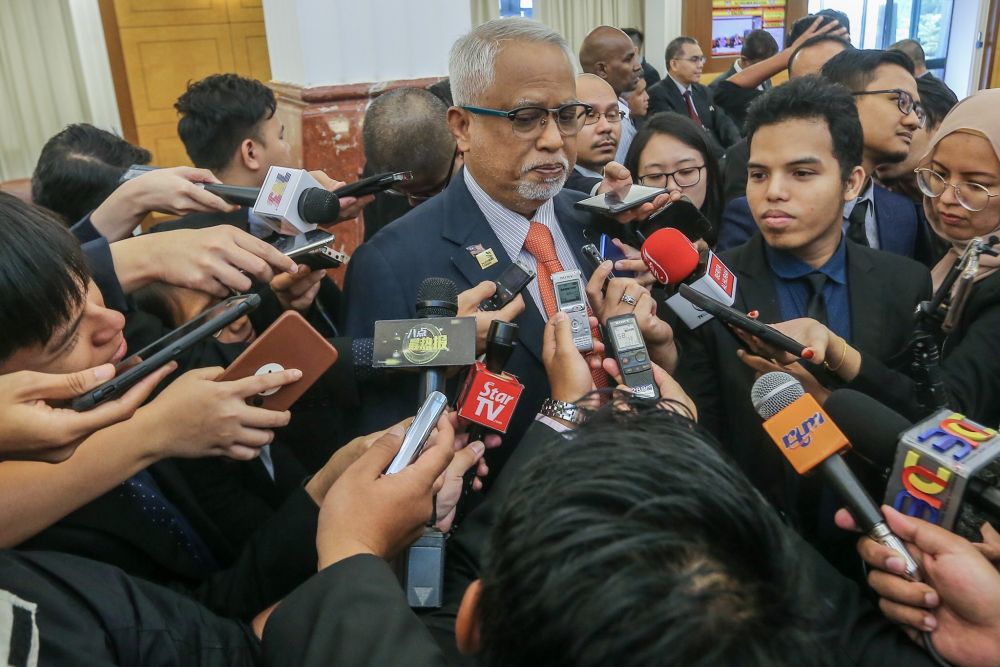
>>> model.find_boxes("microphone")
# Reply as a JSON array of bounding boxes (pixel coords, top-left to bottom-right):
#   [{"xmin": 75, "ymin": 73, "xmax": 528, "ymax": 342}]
[
  {"xmin": 640, "ymin": 228, "xmax": 738, "ymax": 329},
  {"xmin": 751, "ymin": 372, "xmax": 922, "ymax": 581},
  {"xmin": 415, "ymin": 277, "xmax": 459, "ymax": 402},
  {"xmin": 457, "ymin": 321, "xmax": 523, "ymax": 436},
  {"xmin": 824, "ymin": 389, "xmax": 1000, "ymax": 541}
]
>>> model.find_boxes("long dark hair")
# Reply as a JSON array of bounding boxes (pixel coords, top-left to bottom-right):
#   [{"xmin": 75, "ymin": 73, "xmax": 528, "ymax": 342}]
[{"xmin": 624, "ymin": 112, "xmax": 724, "ymax": 232}]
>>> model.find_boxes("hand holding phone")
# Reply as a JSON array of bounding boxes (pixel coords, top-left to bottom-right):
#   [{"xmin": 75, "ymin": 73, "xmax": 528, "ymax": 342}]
[
  {"xmin": 479, "ymin": 261, "xmax": 535, "ymax": 311},
  {"xmin": 385, "ymin": 392, "xmax": 449, "ymax": 474},
  {"xmin": 574, "ymin": 184, "xmax": 668, "ymax": 216},
  {"xmin": 334, "ymin": 171, "xmax": 413, "ymax": 198}
]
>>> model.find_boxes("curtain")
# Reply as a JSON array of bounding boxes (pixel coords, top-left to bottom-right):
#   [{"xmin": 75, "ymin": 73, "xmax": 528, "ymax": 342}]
[
  {"xmin": 534, "ymin": 0, "xmax": 644, "ymax": 60},
  {"xmin": 470, "ymin": 0, "xmax": 500, "ymax": 26},
  {"xmin": 0, "ymin": 0, "xmax": 91, "ymax": 180}
]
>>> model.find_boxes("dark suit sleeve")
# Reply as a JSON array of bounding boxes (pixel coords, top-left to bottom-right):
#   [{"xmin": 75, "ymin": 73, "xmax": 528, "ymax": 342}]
[
  {"xmin": 716, "ymin": 197, "xmax": 757, "ymax": 252},
  {"xmin": 261, "ymin": 554, "xmax": 447, "ymax": 667},
  {"xmin": 82, "ymin": 237, "xmax": 130, "ymax": 313},
  {"xmin": 708, "ymin": 91, "xmax": 742, "ymax": 149},
  {"xmin": 343, "ymin": 239, "xmax": 412, "ymax": 339},
  {"xmin": 71, "ymin": 213, "xmax": 103, "ymax": 244},
  {"xmin": 646, "ymin": 82, "xmax": 674, "ymax": 116}
]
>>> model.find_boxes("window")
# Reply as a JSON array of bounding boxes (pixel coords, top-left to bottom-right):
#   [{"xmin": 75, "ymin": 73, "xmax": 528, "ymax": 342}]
[{"xmin": 499, "ymin": 0, "xmax": 533, "ymax": 18}]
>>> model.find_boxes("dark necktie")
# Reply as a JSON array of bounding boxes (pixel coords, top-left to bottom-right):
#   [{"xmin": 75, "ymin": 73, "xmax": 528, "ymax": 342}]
[
  {"xmin": 846, "ymin": 199, "xmax": 870, "ymax": 246},
  {"xmin": 682, "ymin": 90, "xmax": 702, "ymax": 125},
  {"xmin": 805, "ymin": 273, "xmax": 829, "ymax": 325}
]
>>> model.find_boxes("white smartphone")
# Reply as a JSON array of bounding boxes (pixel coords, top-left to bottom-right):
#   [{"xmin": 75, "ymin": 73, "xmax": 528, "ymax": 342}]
[{"xmin": 384, "ymin": 391, "xmax": 449, "ymax": 475}]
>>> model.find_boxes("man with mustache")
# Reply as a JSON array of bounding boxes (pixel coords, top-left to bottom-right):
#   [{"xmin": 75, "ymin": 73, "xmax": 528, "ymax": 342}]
[
  {"xmin": 565, "ymin": 74, "xmax": 623, "ymax": 195},
  {"xmin": 343, "ymin": 18, "xmax": 670, "ymax": 465}
]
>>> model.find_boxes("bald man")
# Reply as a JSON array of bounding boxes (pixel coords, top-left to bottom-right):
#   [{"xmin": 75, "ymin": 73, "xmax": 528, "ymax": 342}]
[
  {"xmin": 565, "ymin": 74, "xmax": 623, "ymax": 195},
  {"xmin": 579, "ymin": 25, "xmax": 641, "ymax": 163}
]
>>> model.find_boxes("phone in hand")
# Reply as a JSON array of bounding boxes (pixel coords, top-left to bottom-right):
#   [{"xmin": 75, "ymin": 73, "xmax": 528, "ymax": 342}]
[
  {"xmin": 297, "ymin": 246, "xmax": 350, "ymax": 270},
  {"xmin": 640, "ymin": 196, "xmax": 713, "ymax": 242},
  {"xmin": 216, "ymin": 311, "xmax": 339, "ymax": 411},
  {"xmin": 385, "ymin": 391, "xmax": 449, "ymax": 474},
  {"xmin": 334, "ymin": 171, "xmax": 412, "ymax": 198},
  {"xmin": 71, "ymin": 294, "xmax": 261, "ymax": 411},
  {"xmin": 479, "ymin": 261, "xmax": 535, "ymax": 311},
  {"xmin": 270, "ymin": 230, "xmax": 335, "ymax": 260},
  {"xmin": 598, "ymin": 234, "xmax": 635, "ymax": 278},
  {"xmin": 574, "ymin": 184, "xmax": 667, "ymax": 216}
]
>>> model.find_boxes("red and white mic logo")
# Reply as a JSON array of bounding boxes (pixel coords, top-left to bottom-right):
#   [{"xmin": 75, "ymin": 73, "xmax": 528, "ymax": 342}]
[{"xmin": 457, "ymin": 362, "xmax": 523, "ymax": 433}]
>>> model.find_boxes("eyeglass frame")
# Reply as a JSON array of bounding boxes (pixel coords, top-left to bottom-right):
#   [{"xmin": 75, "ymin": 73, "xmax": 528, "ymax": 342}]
[
  {"xmin": 583, "ymin": 108, "xmax": 626, "ymax": 125},
  {"xmin": 850, "ymin": 89, "xmax": 926, "ymax": 128},
  {"xmin": 385, "ymin": 145, "xmax": 459, "ymax": 204},
  {"xmin": 913, "ymin": 167, "xmax": 1000, "ymax": 212},
  {"xmin": 637, "ymin": 164, "xmax": 706, "ymax": 189},
  {"xmin": 672, "ymin": 55, "xmax": 707, "ymax": 65},
  {"xmin": 460, "ymin": 103, "xmax": 593, "ymax": 138}
]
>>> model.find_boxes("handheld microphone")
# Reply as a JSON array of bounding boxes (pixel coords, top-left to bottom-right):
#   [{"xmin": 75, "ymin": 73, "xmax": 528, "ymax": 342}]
[
  {"xmin": 640, "ymin": 228, "xmax": 738, "ymax": 329},
  {"xmin": 751, "ymin": 372, "xmax": 922, "ymax": 581},
  {"xmin": 456, "ymin": 321, "xmax": 523, "ymax": 435},
  {"xmin": 824, "ymin": 389, "xmax": 1000, "ymax": 541},
  {"xmin": 415, "ymin": 278, "xmax": 459, "ymax": 402}
]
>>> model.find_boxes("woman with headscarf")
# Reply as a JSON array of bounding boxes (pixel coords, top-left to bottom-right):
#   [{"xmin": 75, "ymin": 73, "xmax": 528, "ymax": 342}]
[{"xmin": 737, "ymin": 88, "xmax": 1000, "ymax": 425}]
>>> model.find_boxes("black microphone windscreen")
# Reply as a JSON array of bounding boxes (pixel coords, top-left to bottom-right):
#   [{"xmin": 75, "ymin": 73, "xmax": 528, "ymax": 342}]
[
  {"xmin": 298, "ymin": 187, "xmax": 341, "ymax": 224},
  {"xmin": 416, "ymin": 277, "xmax": 459, "ymax": 318},
  {"xmin": 823, "ymin": 389, "xmax": 912, "ymax": 468}
]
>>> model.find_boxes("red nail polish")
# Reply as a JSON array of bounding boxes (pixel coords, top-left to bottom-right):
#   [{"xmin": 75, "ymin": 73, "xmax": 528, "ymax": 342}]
[
  {"xmin": 802, "ymin": 349, "xmax": 814, "ymax": 360},
  {"xmin": 748, "ymin": 310, "xmax": 759, "ymax": 318}
]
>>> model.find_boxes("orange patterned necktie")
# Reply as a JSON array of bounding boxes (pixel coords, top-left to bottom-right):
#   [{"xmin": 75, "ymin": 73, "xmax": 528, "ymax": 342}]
[{"xmin": 523, "ymin": 222, "xmax": 610, "ymax": 389}]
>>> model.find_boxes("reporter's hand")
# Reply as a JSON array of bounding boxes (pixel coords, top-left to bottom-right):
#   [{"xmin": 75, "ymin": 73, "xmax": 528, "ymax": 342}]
[
  {"xmin": 271, "ymin": 266, "xmax": 326, "ymax": 312},
  {"xmin": 836, "ymin": 505, "xmax": 1000, "ymax": 666},
  {"xmin": 316, "ymin": 420, "xmax": 454, "ymax": 568},
  {"xmin": 542, "ymin": 311, "xmax": 604, "ymax": 407},
  {"xmin": 138, "ymin": 366, "xmax": 301, "ymax": 461},
  {"xmin": 457, "ymin": 281, "xmax": 526, "ymax": 356},
  {"xmin": 90, "ymin": 167, "xmax": 238, "ymax": 241},
  {"xmin": 608, "ymin": 238, "xmax": 657, "ymax": 288},
  {"xmin": 0, "ymin": 362, "xmax": 177, "ymax": 463},
  {"xmin": 111, "ymin": 225, "xmax": 297, "ymax": 297},
  {"xmin": 736, "ymin": 350, "xmax": 832, "ymax": 404},
  {"xmin": 307, "ymin": 169, "xmax": 374, "ymax": 222},
  {"xmin": 602, "ymin": 357, "xmax": 698, "ymax": 420},
  {"xmin": 595, "ymin": 161, "xmax": 632, "ymax": 197},
  {"xmin": 611, "ymin": 187, "xmax": 685, "ymax": 226}
]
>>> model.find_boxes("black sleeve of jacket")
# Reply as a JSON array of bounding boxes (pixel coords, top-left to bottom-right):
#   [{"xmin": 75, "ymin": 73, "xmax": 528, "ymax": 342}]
[
  {"xmin": 261, "ymin": 554, "xmax": 448, "ymax": 667},
  {"xmin": 70, "ymin": 213, "xmax": 103, "ymax": 244},
  {"xmin": 82, "ymin": 237, "xmax": 129, "ymax": 313}
]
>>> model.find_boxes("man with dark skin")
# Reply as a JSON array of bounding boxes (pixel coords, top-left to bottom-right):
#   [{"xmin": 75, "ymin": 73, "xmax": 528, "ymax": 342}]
[{"xmin": 579, "ymin": 26, "xmax": 642, "ymax": 163}]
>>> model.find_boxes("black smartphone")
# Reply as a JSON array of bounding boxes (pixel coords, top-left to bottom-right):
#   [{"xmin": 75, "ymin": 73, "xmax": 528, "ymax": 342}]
[
  {"xmin": 71, "ymin": 294, "xmax": 262, "ymax": 411},
  {"xmin": 297, "ymin": 245, "xmax": 350, "ymax": 270},
  {"xmin": 574, "ymin": 184, "xmax": 667, "ymax": 216},
  {"xmin": 334, "ymin": 171, "xmax": 413, "ymax": 198},
  {"xmin": 640, "ymin": 196, "xmax": 712, "ymax": 242},
  {"xmin": 479, "ymin": 261, "xmax": 535, "ymax": 311},
  {"xmin": 598, "ymin": 234, "xmax": 635, "ymax": 278},
  {"xmin": 270, "ymin": 230, "xmax": 335, "ymax": 259},
  {"xmin": 677, "ymin": 284, "xmax": 806, "ymax": 357}
]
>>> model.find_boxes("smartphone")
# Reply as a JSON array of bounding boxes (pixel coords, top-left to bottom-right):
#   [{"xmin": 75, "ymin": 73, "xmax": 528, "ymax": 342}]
[
  {"xmin": 479, "ymin": 261, "xmax": 535, "ymax": 311},
  {"xmin": 297, "ymin": 245, "xmax": 350, "ymax": 270},
  {"xmin": 605, "ymin": 314, "xmax": 660, "ymax": 400},
  {"xmin": 270, "ymin": 230, "xmax": 335, "ymax": 259},
  {"xmin": 334, "ymin": 171, "xmax": 413, "ymax": 198},
  {"xmin": 574, "ymin": 184, "xmax": 667, "ymax": 216},
  {"xmin": 71, "ymin": 294, "xmax": 261, "ymax": 411},
  {"xmin": 598, "ymin": 234, "xmax": 635, "ymax": 278},
  {"xmin": 216, "ymin": 311, "xmax": 339, "ymax": 411},
  {"xmin": 118, "ymin": 164, "xmax": 157, "ymax": 183},
  {"xmin": 551, "ymin": 269, "xmax": 593, "ymax": 352},
  {"xmin": 385, "ymin": 391, "xmax": 449, "ymax": 475},
  {"xmin": 640, "ymin": 196, "xmax": 713, "ymax": 242},
  {"xmin": 677, "ymin": 284, "xmax": 807, "ymax": 357}
]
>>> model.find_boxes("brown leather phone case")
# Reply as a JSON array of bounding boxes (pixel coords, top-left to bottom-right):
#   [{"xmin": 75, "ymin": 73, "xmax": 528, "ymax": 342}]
[{"xmin": 217, "ymin": 311, "xmax": 338, "ymax": 411}]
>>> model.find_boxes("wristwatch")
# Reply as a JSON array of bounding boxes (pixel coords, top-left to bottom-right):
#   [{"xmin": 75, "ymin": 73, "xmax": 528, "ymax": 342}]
[{"xmin": 540, "ymin": 398, "xmax": 587, "ymax": 425}]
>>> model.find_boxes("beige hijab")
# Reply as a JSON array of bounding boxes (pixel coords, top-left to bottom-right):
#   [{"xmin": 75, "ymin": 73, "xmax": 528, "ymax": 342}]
[{"xmin": 922, "ymin": 88, "xmax": 1000, "ymax": 291}]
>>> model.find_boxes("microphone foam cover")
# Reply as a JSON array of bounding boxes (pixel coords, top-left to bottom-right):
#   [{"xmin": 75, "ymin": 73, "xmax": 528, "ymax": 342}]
[
  {"xmin": 299, "ymin": 188, "xmax": 341, "ymax": 224},
  {"xmin": 751, "ymin": 371, "xmax": 804, "ymax": 420},
  {"xmin": 416, "ymin": 277, "xmax": 459, "ymax": 318},
  {"xmin": 640, "ymin": 227, "xmax": 700, "ymax": 285}
]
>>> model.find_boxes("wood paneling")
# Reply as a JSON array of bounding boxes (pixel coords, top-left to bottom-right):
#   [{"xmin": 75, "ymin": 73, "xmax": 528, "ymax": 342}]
[{"xmin": 101, "ymin": 0, "xmax": 271, "ymax": 166}]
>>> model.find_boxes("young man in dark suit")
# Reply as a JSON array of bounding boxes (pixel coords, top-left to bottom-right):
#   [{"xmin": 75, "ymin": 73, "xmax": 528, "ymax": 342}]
[
  {"xmin": 673, "ymin": 76, "xmax": 931, "ymax": 572},
  {"xmin": 563, "ymin": 74, "xmax": 622, "ymax": 195},
  {"xmin": 646, "ymin": 36, "xmax": 742, "ymax": 158},
  {"xmin": 717, "ymin": 49, "xmax": 927, "ymax": 263}
]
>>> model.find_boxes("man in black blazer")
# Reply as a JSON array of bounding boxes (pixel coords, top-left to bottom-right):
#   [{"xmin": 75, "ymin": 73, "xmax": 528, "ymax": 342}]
[
  {"xmin": 674, "ymin": 77, "xmax": 931, "ymax": 572},
  {"xmin": 647, "ymin": 36, "xmax": 741, "ymax": 158},
  {"xmin": 709, "ymin": 29, "xmax": 778, "ymax": 132}
]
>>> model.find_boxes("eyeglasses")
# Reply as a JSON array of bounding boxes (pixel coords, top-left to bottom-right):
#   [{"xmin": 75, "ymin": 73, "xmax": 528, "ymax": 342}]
[
  {"xmin": 386, "ymin": 146, "xmax": 459, "ymax": 205},
  {"xmin": 638, "ymin": 165, "xmax": 705, "ymax": 189},
  {"xmin": 851, "ymin": 89, "xmax": 926, "ymax": 128},
  {"xmin": 674, "ymin": 56, "xmax": 706, "ymax": 65},
  {"xmin": 584, "ymin": 108, "xmax": 626, "ymax": 125},
  {"xmin": 914, "ymin": 168, "xmax": 1000, "ymax": 212},
  {"xmin": 460, "ymin": 103, "xmax": 592, "ymax": 139}
]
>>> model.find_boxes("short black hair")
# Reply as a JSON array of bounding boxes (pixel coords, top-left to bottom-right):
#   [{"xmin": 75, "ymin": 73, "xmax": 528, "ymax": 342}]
[
  {"xmin": 820, "ymin": 48, "xmax": 915, "ymax": 93},
  {"xmin": 363, "ymin": 88, "xmax": 454, "ymax": 178},
  {"xmin": 665, "ymin": 36, "xmax": 698, "ymax": 67},
  {"xmin": 31, "ymin": 124, "xmax": 151, "ymax": 224},
  {"xmin": 788, "ymin": 35, "xmax": 852, "ymax": 76},
  {"xmin": 916, "ymin": 75, "xmax": 958, "ymax": 128},
  {"xmin": 621, "ymin": 27, "xmax": 643, "ymax": 46},
  {"xmin": 478, "ymin": 407, "xmax": 827, "ymax": 667},
  {"xmin": 890, "ymin": 38, "xmax": 926, "ymax": 68},
  {"xmin": 175, "ymin": 73, "xmax": 277, "ymax": 172},
  {"xmin": 745, "ymin": 75, "xmax": 863, "ymax": 182},
  {"xmin": 788, "ymin": 12, "xmax": 847, "ymax": 45},
  {"xmin": 742, "ymin": 29, "xmax": 779, "ymax": 62},
  {"xmin": 816, "ymin": 8, "xmax": 850, "ymax": 34},
  {"xmin": 624, "ymin": 112, "xmax": 723, "ymax": 240},
  {"xmin": 0, "ymin": 194, "xmax": 91, "ymax": 363}
]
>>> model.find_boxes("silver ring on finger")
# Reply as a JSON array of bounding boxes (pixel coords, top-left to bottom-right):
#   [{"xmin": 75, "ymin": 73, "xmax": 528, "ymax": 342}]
[{"xmin": 620, "ymin": 293, "xmax": 638, "ymax": 307}]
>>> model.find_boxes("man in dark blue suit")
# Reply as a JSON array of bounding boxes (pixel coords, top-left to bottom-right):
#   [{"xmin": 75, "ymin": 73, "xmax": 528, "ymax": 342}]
[
  {"xmin": 717, "ymin": 50, "xmax": 929, "ymax": 261},
  {"xmin": 343, "ymin": 19, "xmax": 673, "ymax": 471}
]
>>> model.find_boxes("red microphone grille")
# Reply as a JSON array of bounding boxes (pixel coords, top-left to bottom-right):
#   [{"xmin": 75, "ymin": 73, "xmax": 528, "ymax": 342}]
[{"xmin": 640, "ymin": 228, "xmax": 699, "ymax": 285}]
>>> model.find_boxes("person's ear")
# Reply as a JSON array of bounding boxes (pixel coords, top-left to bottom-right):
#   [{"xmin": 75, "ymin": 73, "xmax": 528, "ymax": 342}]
[
  {"xmin": 843, "ymin": 164, "xmax": 866, "ymax": 202},
  {"xmin": 455, "ymin": 580, "xmax": 483, "ymax": 655},
  {"xmin": 240, "ymin": 138, "xmax": 261, "ymax": 172},
  {"xmin": 448, "ymin": 107, "xmax": 473, "ymax": 156}
]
